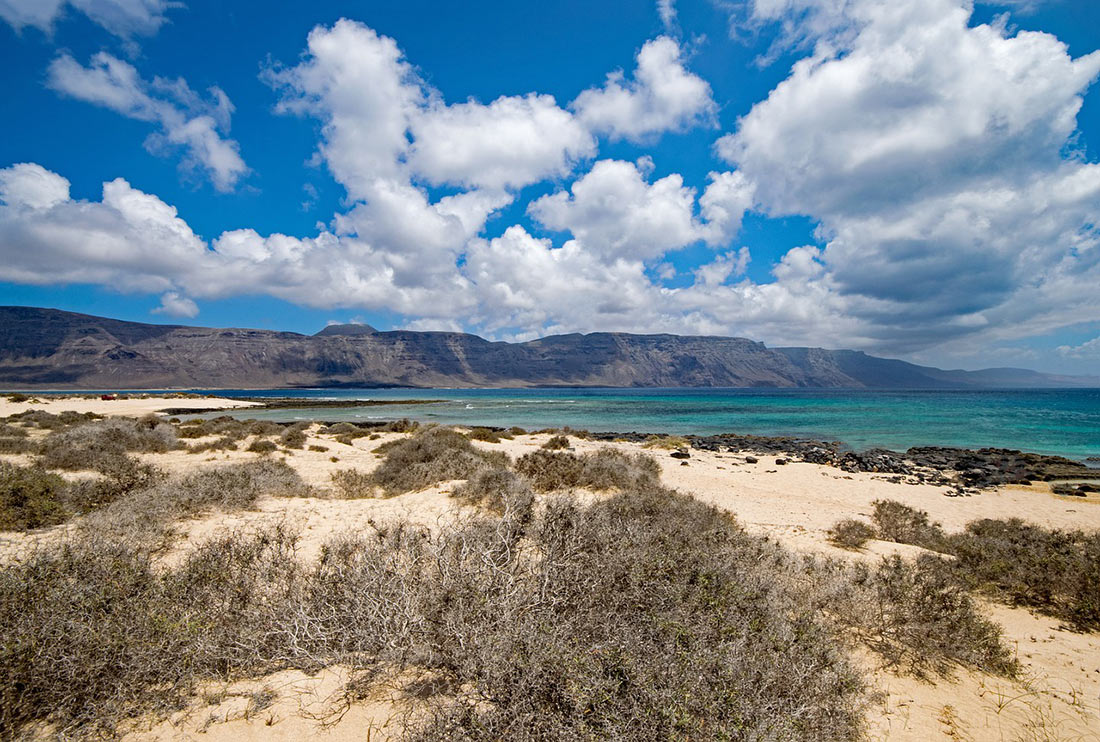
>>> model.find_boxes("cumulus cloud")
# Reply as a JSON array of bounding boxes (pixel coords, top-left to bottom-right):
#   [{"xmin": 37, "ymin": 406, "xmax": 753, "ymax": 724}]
[
  {"xmin": 528, "ymin": 160, "xmax": 754, "ymax": 262},
  {"xmin": 0, "ymin": 0, "xmax": 175, "ymax": 37},
  {"xmin": 152, "ymin": 291, "xmax": 198, "ymax": 318},
  {"xmin": 714, "ymin": 0, "xmax": 1100, "ymax": 353},
  {"xmin": 572, "ymin": 36, "xmax": 717, "ymax": 142},
  {"xmin": 1057, "ymin": 336, "xmax": 1100, "ymax": 359},
  {"xmin": 407, "ymin": 94, "xmax": 595, "ymax": 190},
  {"xmin": 48, "ymin": 53, "xmax": 248, "ymax": 191}
]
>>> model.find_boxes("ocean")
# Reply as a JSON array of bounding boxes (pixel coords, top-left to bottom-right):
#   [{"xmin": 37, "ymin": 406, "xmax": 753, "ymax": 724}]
[{"xmin": 176, "ymin": 387, "xmax": 1100, "ymax": 462}]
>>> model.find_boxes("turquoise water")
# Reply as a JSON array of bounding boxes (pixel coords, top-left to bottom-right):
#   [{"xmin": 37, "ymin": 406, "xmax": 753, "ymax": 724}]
[{"xmin": 178, "ymin": 387, "xmax": 1100, "ymax": 462}]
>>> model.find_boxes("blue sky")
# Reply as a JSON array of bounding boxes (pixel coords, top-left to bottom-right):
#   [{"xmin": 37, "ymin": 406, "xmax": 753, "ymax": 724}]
[{"xmin": 0, "ymin": 0, "xmax": 1098, "ymax": 374}]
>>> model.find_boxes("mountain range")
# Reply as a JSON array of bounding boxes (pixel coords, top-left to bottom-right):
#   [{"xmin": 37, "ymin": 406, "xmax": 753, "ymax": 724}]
[{"xmin": 0, "ymin": 306, "xmax": 1094, "ymax": 390}]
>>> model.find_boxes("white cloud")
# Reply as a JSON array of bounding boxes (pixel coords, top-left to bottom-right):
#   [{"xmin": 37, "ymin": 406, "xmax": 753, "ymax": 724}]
[
  {"xmin": 1057, "ymin": 336, "xmax": 1100, "ymax": 359},
  {"xmin": 0, "ymin": 162, "xmax": 71, "ymax": 210},
  {"xmin": 407, "ymin": 93, "xmax": 595, "ymax": 190},
  {"xmin": 714, "ymin": 0, "xmax": 1100, "ymax": 353},
  {"xmin": 528, "ymin": 159, "xmax": 702, "ymax": 261},
  {"xmin": 0, "ymin": 0, "xmax": 174, "ymax": 37},
  {"xmin": 657, "ymin": 0, "xmax": 677, "ymax": 30},
  {"xmin": 48, "ymin": 53, "xmax": 248, "ymax": 191},
  {"xmin": 528, "ymin": 160, "xmax": 753, "ymax": 262},
  {"xmin": 152, "ymin": 291, "xmax": 198, "ymax": 318},
  {"xmin": 572, "ymin": 36, "xmax": 716, "ymax": 142}
]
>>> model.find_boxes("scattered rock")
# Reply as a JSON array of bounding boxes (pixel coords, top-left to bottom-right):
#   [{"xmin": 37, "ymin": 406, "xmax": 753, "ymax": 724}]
[
  {"xmin": 670, "ymin": 449, "xmax": 690, "ymax": 460},
  {"xmin": 744, "ymin": 456, "xmax": 758, "ymax": 464},
  {"xmin": 775, "ymin": 458, "xmax": 788, "ymax": 465}
]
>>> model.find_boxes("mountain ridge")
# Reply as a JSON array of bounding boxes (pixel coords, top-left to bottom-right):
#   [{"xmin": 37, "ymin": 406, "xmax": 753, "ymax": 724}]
[{"xmin": 0, "ymin": 306, "xmax": 1095, "ymax": 390}]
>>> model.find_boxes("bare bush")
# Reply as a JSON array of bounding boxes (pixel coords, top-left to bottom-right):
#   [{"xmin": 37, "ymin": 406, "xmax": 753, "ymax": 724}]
[{"xmin": 835, "ymin": 554, "xmax": 1018, "ymax": 678}]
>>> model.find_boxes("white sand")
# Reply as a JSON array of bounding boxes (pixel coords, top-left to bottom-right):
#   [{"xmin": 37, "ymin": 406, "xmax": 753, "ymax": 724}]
[
  {"xmin": 4, "ymin": 405, "xmax": 1099, "ymax": 741},
  {"xmin": 0, "ymin": 394, "xmax": 260, "ymax": 418}
]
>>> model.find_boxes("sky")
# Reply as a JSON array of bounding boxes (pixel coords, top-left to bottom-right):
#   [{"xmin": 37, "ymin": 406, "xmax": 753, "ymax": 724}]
[{"xmin": 0, "ymin": 0, "xmax": 1098, "ymax": 375}]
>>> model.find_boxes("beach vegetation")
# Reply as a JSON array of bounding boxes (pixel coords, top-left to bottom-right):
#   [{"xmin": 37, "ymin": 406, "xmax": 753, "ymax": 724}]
[
  {"xmin": 370, "ymin": 426, "xmax": 508, "ymax": 495},
  {"xmin": 829, "ymin": 518, "xmax": 876, "ymax": 550},
  {"xmin": 540, "ymin": 434, "xmax": 570, "ymax": 450},
  {"xmin": 515, "ymin": 448, "xmax": 660, "ymax": 492}
]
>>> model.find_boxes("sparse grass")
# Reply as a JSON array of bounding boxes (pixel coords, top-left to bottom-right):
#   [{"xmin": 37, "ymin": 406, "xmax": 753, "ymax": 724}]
[
  {"xmin": 330, "ymin": 469, "xmax": 376, "ymax": 499},
  {"xmin": 829, "ymin": 518, "xmax": 876, "ymax": 550},
  {"xmin": 515, "ymin": 448, "xmax": 660, "ymax": 492},
  {"xmin": 370, "ymin": 427, "xmax": 508, "ymax": 495}
]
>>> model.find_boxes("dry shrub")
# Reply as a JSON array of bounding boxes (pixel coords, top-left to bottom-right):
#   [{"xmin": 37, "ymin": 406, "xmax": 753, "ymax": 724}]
[
  {"xmin": 0, "ymin": 526, "xmax": 302, "ymax": 739},
  {"xmin": 331, "ymin": 469, "xmax": 376, "ymax": 499},
  {"xmin": 38, "ymin": 416, "xmax": 179, "ymax": 473},
  {"xmin": 540, "ymin": 434, "xmax": 570, "ymax": 450},
  {"xmin": 83, "ymin": 459, "xmax": 310, "ymax": 540},
  {"xmin": 829, "ymin": 519, "xmax": 876, "ymax": 550},
  {"xmin": 309, "ymin": 444, "xmax": 329, "ymax": 453},
  {"xmin": 836, "ymin": 555, "xmax": 1018, "ymax": 678},
  {"xmin": 451, "ymin": 468, "xmax": 534, "ymax": 516},
  {"xmin": 371, "ymin": 427, "xmax": 508, "ymax": 495},
  {"xmin": 246, "ymin": 439, "xmax": 278, "ymax": 455},
  {"xmin": 642, "ymin": 434, "xmax": 690, "ymax": 450},
  {"xmin": 515, "ymin": 448, "xmax": 659, "ymax": 492},
  {"xmin": 7, "ymin": 409, "xmax": 101, "ymax": 431},
  {"xmin": 186, "ymin": 435, "xmax": 238, "ymax": 453},
  {"xmin": 871, "ymin": 499, "xmax": 949, "ymax": 552},
  {"xmin": 177, "ymin": 416, "xmax": 250, "ymax": 440},
  {"xmin": 466, "ymin": 427, "xmax": 512, "ymax": 443},
  {"xmin": 403, "ymin": 486, "xmax": 866, "ymax": 740},
  {"xmin": 0, "ymin": 462, "xmax": 69, "ymax": 530},
  {"xmin": 0, "ymin": 436, "xmax": 34, "ymax": 454},
  {"xmin": 949, "ymin": 519, "xmax": 1100, "ymax": 631},
  {"xmin": 248, "ymin": 421, "xmax": 284, "ymax": 437},
  {"xmin": 0, "ymin": 474, "xmax": 1025, "ymax": 740},
  {"xmin": 279, "ymin": 422, "xmax": 310, "ymax": 449}
]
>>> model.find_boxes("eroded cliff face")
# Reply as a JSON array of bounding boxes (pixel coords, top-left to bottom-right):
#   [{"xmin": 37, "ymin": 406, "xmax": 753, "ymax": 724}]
[{"xmin": 0, "ymin": 306, "xmax": 1088, "ymax": 389}]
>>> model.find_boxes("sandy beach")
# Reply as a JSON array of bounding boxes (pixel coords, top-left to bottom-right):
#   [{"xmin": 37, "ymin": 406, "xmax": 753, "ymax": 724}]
[{"xmin": 2, "ymin": 396, "xmax": 1098, "ymax": 741}]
